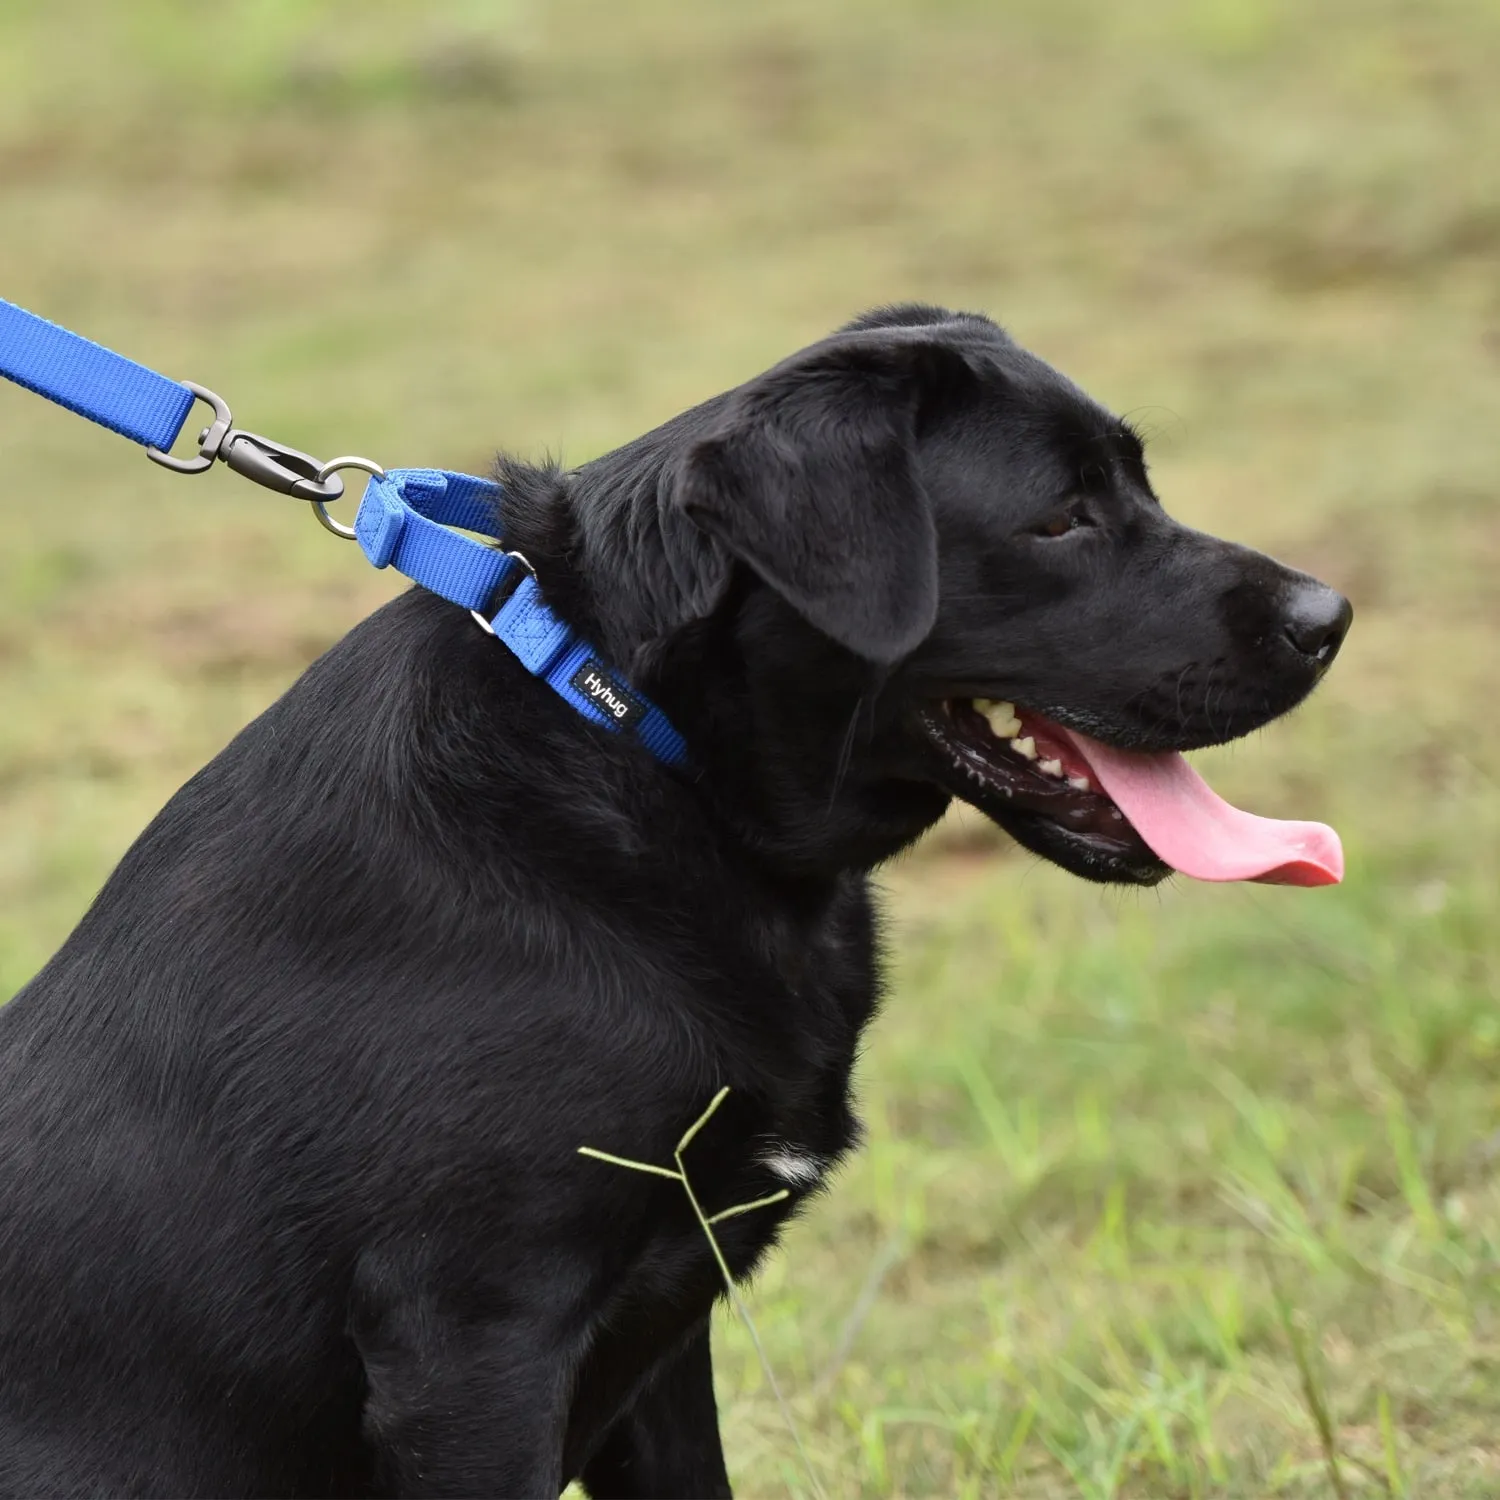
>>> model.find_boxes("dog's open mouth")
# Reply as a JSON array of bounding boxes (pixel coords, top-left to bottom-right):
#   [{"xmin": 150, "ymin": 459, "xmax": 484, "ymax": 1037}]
[{"xmin": 918, "ymin": 699, "xmax": 1343, "ymax": 888}]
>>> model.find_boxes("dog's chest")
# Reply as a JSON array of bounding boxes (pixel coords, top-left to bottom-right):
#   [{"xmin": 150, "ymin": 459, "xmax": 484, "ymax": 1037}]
[
  {"xmin": 726, "ymin": 879, "xmax": 877, "ymax": 1148},
  {"xmin": 691, "ymin": 895, "xmax": 874, "ymax": 1227},
  {"xmin": 575, "ymin": 874, "xmax": 877, "ymax": 1307},
  {"xmin": 564, "ymin": 869, "xmax": 881, "ymax": 1463}
]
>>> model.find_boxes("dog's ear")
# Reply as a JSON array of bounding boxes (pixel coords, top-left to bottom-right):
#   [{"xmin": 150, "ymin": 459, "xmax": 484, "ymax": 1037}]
[{"xmin": 673, "ymin": 335, "xmax": 971, "ymax": 665}]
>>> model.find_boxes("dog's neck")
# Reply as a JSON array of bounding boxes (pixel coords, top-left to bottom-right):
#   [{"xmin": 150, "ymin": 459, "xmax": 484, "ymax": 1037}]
[{"xmin": 493, "ymin": 443, "xmax": 950, "ymax": 880}]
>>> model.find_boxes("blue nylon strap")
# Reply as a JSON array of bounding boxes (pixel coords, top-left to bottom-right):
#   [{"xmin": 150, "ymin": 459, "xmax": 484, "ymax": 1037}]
[
  {"xmin": 492, "ymin": 577, "xmax": 689, "ymax": 765},
  {"xmin": 0, "ymin": 296, "xmax": 688, "ymax": 770},
  {"xmin": 355, "ymin": 466, "xmax": 517, "ymax": 611},
  {"xmin": 357, "ymin": 469, "xmax": 689, "ymax": 769},
  {"xmin": 0, "ymin": 299, "xmax": 195, "ymax": 450}
]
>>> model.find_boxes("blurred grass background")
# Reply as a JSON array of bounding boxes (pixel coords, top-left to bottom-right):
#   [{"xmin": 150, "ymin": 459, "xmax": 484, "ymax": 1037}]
[{"xmin": 2, "ymin": 0, "xmax": 1498, "ymax": 1494}]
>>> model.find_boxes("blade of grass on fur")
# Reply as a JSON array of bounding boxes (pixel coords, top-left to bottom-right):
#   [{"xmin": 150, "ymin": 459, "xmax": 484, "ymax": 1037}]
[
  {"xmin": 579, "ymin": 1088, "xmax": 825, "ymax": 1500},
  {"xmin": 575, "ymin": 1147, "xmax": 682, "ymax": 1180},
  {"xmin": 705, "ymin": 1189, "xmax": 791, "ymax": 1226}
]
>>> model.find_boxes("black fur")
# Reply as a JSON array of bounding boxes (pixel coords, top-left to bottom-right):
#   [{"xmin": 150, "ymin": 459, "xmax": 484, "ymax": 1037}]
[{"xmin": 0, "ymin": 306, "xmax": 1348, "ymax": 1496}]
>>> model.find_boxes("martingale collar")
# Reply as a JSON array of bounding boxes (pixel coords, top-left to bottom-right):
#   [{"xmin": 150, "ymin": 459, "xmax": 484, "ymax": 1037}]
[
  {"xmin": 355, "ymin": 469, "xmax": 689, "ymax": 767},
  {"xmin": 0, "ymin": 297, "xmax": 688, "ymax": 770}
]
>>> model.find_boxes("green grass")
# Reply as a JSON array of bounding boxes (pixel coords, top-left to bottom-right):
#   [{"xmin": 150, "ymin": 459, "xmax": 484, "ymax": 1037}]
[
  {"xmin": 714, "ymin": 817, "xmax": 1500, "ymax": 1496},
  {"xmin": 2, "ymin": 0, "xmax": 1499, "ymax": 1493}
]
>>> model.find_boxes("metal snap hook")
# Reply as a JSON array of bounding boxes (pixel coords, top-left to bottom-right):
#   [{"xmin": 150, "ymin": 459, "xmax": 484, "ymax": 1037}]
[
  {"xmin": 311, "ymin": 455, "xmax": 386, "ymax": 540},
  {"xmin": 221, "ymin": 430, "xmax": 346, "ymax": 502}
]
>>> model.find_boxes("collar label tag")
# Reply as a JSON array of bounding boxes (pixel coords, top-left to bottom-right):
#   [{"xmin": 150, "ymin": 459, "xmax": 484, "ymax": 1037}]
[{"xmin": 570, "ymin": 659, "xmax": 647, "ymax": 733}]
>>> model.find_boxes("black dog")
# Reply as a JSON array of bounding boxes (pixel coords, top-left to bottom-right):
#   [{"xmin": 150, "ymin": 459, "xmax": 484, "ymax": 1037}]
[{"xmin": 0, "ymin": 304, "xmax": 1349, "ymax": 1497}]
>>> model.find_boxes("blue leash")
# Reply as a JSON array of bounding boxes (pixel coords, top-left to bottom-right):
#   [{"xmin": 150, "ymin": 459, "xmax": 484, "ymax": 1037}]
[{"xmin": 0, "ymin": 298, "xmax": 687, "ymax": 769}]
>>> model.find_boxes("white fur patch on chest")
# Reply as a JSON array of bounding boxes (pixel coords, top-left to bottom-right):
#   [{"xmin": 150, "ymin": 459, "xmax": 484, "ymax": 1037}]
[{"xmin": 759, "ymin": 1143, "xmax": 825, "ymax": 1187}]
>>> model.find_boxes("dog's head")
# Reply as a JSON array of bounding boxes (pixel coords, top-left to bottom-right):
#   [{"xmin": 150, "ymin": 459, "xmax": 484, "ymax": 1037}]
[{"xmin": 510, "ymin": 304, "xmax": 1350, "ymax": 884}]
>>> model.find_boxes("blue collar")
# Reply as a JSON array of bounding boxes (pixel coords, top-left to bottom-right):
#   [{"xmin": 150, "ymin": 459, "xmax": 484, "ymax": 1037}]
[
  {"xmin": 0, "ymin": 298, "xmax": 688, "ymax": 770},
  {"xmin": 355, "ymin": 468, "xmax": 689, "ymax": 767}
]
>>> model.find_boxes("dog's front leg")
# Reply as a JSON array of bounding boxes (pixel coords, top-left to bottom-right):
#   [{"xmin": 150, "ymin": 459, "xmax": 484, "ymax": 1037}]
[
  {"xmin": 353, "ymin": 1254, "xmax": 581, "ymax": 1498},
  {"xmin": 578, "ymin": 1320, "xmax": 732, "ymax": 1499}
]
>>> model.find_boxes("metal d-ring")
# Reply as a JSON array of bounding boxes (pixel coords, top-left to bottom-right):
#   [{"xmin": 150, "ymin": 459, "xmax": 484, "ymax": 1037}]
[
  {"xmin": 310, "ymin": 455, "xmax": 386, "ymax": 540},
  {"xmin": 145, "ymin": 382, "xmax": 233, "ymax": 474},
  {"xmin": 470, "ymin": 551, "xmax": 534, "ymax": 634}
]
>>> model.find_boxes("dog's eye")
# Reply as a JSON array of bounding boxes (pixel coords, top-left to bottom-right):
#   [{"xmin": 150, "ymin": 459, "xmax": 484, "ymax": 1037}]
[{"xmin": 1030, "ymin": 504, "xmax": 1093, "ymax": 539}]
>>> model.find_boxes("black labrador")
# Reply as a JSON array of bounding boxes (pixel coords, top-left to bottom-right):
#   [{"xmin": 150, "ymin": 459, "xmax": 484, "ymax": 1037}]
[{"xmin": 0, "ymin": 304, "xmax": 1350, "ymax": 1497}]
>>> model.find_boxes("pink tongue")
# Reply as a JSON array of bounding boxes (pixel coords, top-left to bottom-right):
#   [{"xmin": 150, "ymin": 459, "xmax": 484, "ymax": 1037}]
[{"xmin": 1060, "ymin": 730, "xmax": 1343, "ymax": 886}]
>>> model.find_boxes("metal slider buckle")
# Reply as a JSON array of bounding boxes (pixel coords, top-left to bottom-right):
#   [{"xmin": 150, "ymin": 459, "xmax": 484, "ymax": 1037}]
[{"xmin": 471, "ymin": 552, "xmax": 535, "ymax": 636}]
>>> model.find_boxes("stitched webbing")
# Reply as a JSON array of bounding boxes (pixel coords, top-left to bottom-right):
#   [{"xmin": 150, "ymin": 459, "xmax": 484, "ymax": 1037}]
[
  {"xmin": 0, "ymin": 299, "xmax": 195, "ymax": 450},
  {"xmin": 356, "ymin": 469, "xmax": 689, "ymax": 769}
]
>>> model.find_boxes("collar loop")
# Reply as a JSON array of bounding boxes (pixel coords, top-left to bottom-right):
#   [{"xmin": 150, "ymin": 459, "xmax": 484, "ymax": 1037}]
[{"xmin": 355, "ymin": 469, "xmax": 689, "ymax": 769}]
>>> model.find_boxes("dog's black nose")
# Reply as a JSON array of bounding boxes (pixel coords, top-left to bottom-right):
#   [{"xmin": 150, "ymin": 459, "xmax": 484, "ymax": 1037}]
[{"xmin": 1282, "ymin": 580, "xmax": 1352, "ymax": 666}]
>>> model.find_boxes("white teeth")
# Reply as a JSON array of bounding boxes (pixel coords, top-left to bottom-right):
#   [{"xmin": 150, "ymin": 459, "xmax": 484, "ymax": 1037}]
[
  {"xmin": 975, "ymin": 699, "xmax": 1021, "ymax": 739},
  {"xmin": 1038, "ymin": 758, "xmax": 1064, "ymax": 778},
  {"xmin": 1068, "ymin": 775, "xmax": 1093, "ymax": 791},
  {"xmin": 1010, "ymin": 736, "xmax": 1037, "ymax": 760}
]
